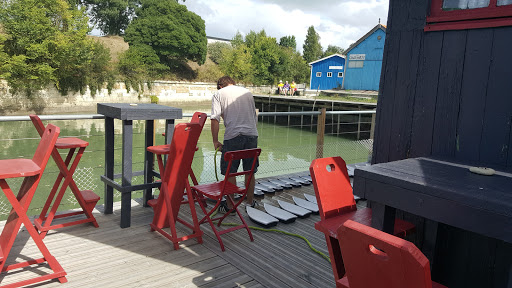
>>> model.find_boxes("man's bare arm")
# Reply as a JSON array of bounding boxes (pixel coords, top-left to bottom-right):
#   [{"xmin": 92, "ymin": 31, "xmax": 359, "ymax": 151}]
[{"xmin": 211, "ymin": 119, "xmax": 222, "ymax": 150}]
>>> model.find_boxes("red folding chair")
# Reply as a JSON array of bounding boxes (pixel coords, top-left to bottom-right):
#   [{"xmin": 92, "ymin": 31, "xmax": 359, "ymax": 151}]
[
  {"xmin": 337, "ymin": 220, "xmax": 447, "ymax": 288},
  {"xmin": 29, "ymin": 115, "xmax": 99, "ymax": 238},
  {"xmin": 310, "ymin": 156, "xmax": 416, "ymax": 282},
  {"xmin": 0, "ymin": 124, "xmax": 67, "ymax": 286},
  {"xmin": 149, "ymin": 123, "xmax": 204, "ymax": 250},
  {"xmin": 191, "ymin": 148, "xmax": 261, "ymax": 252},
  {"xmin": 147, "ymin": 112, "xmax": 207, "ymax": 228}
]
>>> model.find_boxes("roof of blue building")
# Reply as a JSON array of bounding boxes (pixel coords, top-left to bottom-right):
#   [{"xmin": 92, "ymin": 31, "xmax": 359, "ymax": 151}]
[
  {"xmin": 308, "ymin": 53, "xmax": 346, "ymax": 66},
  {"xmin": 344, "ymin": 24, "xmax": 386, "ymax": 55}
]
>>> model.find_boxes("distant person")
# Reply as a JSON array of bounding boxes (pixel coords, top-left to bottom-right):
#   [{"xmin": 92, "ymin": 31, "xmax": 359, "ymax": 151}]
[
  {"xmin": 278, "ymin": 80, "xmax": 284, "ymax": 95},
  {"xmin": 290, "ymin": 81, "xmax": 297, "ymax": 96},
  {"xmin": 211, "ymin": 76, "xmax": 259, "ymax": 213},
  {"xmin": 283, "ymin": 81, "xmax": 291, "ymax": 96}
]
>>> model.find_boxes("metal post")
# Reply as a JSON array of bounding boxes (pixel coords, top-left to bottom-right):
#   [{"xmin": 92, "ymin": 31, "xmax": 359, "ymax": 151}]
[
  {"xmin": 316, "ymin": 108, "xmax": 326, "ymax": 159},
  {"xmin": 370, "ymin": 113, "xmax": 376, "ymax": 139},
  {"xmin": 301, "ymin": 107, "xmax": 304, "ymax": 129},
  {"xmin": 357, "ymin": 113, "xmax": 362, "ymax": 140}
]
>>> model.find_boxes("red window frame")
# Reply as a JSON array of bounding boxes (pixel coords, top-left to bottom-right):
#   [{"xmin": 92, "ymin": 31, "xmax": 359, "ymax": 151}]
[{"xmin": 425, "ymin": 0, "xmax": 512, "ymax": 31}]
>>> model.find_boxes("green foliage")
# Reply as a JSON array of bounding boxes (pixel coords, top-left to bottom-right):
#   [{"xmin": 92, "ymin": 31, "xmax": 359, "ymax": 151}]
[
  {"xmin": 118, "ymin": 44, "xmax": 168, "ymax": 92},
  {"xmin": 249, "ymin": 30, "xmax": 280, "ymax": 85},
  {"xmin": 323, "ymin": 45, "xmax": 345, "ymax": 57},
  {"xmin": 303, "ymin": 26, "xmax": 323, "ymax": 63},
  {"xmin": 276, "ymin": 47, "xmax": 309, "ymax": 84},
  {"xmin": 231, "ymin": 31, "xmax": 244, "ymax": 48},
  {"xmin": 0, "ymin": 0, "xmax": 113, "ymax": 96},
  {"xmin": 124, "ymin": 0, "xmax": 207, "ymax": 67},
  {"xmin": 279, "ymin": 35, "xmax": 296, "ymax": 50},
  {"xmin": 219, "ymin": 44, "xmax": 253, "ymax": 84},
  {"xmin": 207, "ymin": 42, "xmax": 231, "ymax": 64},
  {"xmin": 83, "ymin": 0, "xmax": 138, "ymax": 36},
  {"xmin": 149, "ymin": 95, "xmax": 159, "ymax": 103},
  {"xmin": 0, "ymin": 35, "xmax": 8, "ymax": 78}
]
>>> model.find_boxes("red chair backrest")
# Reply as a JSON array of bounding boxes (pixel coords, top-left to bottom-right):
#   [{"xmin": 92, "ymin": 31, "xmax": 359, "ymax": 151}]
[
  {"xmin": 32, "ymin": 124, "xmax": 60, "ymax": 168},
  {"xmin": 223, "ymin": 148, "xmax": 261, "ymax": 178},
  {"xmin": 221, "ymin": 148, "xmax": 261, "ymax": 194},
  {"xmin": 309, "ymin": 156, "xmax": 356, "ymax": 220},
  {"xmin": 159, "ymin": 123, "xmax": 203, "ymax": 222},
  {"xmin": 29, "ymin": 115, "xmax": 45, "ymax": 137},
  {"xmin": 338, "ymin": 220, "xmax": 433, "ymax": 288},
  {"xmin": 190, "ymin": 112, "xmax": 207, "ymax": 128}
]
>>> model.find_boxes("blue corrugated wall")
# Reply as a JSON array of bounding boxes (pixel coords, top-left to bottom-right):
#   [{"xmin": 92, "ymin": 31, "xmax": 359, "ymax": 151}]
[
  {"xmin": 344, "ymin": 29, "xmax": 385, "ymax": 91},
  {"xmin": 309, "ymin": 56, "xmax": 345, "ymax": 90}
]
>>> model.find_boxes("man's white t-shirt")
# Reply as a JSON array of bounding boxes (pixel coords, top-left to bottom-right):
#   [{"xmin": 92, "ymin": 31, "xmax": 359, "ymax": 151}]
[{"xmin": 211, "ymin": 85, "xmax": 258, "ymax": 141}]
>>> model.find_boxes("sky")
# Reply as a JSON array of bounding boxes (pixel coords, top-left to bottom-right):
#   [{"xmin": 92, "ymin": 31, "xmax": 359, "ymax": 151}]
[{"xmin": 182, "ymin": 0, "xmax": 389, "ymax": 52}]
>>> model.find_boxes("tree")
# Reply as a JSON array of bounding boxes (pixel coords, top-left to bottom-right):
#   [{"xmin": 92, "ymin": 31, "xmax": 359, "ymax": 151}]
[
  {"xmin": 276, "ymin": 47, "xmax": 309, "ymax": 84},
  {"xmin": 124, "ymin": 0, "xmax": 207, "ymax": 67},
  {"xmin": 249, "ymin": 31, "xmax": 280, "ymax": 85},
  {"xmin": 207, "ymin": 42, "xmax": 231, "ymax": 64},
  {"xmin": 279, "ymin": 35, "xmax": 296, "ymax": 50},
  {"xmin": 303, "ymin": 26, "xmax": 322, "ymax": 63},
  {"xmin": 220, "ymin": 44, "xmax": 253, "ymax": 84},
  {"xmin": 83, "ymin": 0, "xmax": 138, "ymax": 36},
  {"xmin": 118, "ymin": 44, "xmax": 168, "ymax": 92},
  {"xmin": 323, "ymin": 45, "xmax": 345, "ymax": 57},
  {"xmin": 0, "ymin": 0, "xmax": 113, "ymax": 96},
  {"xmin": 231, "ymin": 31, "xmax": 244, "ymax": 47}
]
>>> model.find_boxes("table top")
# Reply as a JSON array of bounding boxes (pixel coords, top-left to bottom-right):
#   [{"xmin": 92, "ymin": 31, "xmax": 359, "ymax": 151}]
[
  {"xmin": 97, "ymin": 103, "xmax": 183, "ymax": 120},
  {"xmin": 354, "ymin": 157, "xmax": 512, "ymax": 242}
]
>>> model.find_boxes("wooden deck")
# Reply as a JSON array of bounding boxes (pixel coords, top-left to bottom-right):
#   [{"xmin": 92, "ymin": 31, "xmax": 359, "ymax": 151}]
[{"xmin": 0, "ymin": 182, "xmax": 342, "ymax": 288}]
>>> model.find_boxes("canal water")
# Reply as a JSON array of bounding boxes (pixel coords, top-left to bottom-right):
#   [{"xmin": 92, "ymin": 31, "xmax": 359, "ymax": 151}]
[{"xmin": 0, "ymin": 101, "xmax": 371, "ymax": 217}]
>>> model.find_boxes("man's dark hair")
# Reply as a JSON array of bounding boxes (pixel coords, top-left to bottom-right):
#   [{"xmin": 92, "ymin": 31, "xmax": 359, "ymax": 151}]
[{"xmin": 217, "ymin": 76, "xmax": 236, "ymax": 90}]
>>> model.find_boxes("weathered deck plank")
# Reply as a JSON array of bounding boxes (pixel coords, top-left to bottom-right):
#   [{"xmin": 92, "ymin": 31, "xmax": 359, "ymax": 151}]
[{"xmin": 0, "ymin": 183, "xmax": 334, "ymax": 287}]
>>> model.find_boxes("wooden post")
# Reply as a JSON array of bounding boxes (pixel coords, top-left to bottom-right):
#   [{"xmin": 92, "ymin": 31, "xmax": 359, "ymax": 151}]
[
  {"xmin": 316, "ymin": 108, "xmax": 326, "ymax": 159},
  {"xmin": 357, "ymin": 113, "xmax": 362, "ymax": 140},
  {"xmin": 370, "ymin": 112, "xmax": 376, "ymax": 139}
]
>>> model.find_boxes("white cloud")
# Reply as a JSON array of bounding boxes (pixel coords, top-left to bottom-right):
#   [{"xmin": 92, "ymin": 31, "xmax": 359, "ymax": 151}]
[{"xmin": 183, "ymin": 0, "xmax": 388, "ymax": 52}]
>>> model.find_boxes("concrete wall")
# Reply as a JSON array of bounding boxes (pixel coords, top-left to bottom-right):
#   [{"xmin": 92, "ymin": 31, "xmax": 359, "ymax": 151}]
[{"xmin": 0, "ymin": 80, "xmax": 274, "ymax": 115}]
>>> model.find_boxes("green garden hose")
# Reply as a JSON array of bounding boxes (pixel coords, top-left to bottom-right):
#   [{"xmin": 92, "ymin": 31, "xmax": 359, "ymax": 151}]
[{"xmin": 212, "ymin": 147, "xmax": 330, "ymax": 263}]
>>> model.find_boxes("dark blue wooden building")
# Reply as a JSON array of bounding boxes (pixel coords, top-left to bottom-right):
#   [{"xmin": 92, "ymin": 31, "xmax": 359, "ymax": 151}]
[
  {"xmin": 308, "ymin": 54, "xmax": 345, "ymax": 90},
  {"xmin": 367, "ymin": 1, "xmax": 512, "ymax": 288},
  {"xmin": 342, "ymin": 24, "xmax": 386, "ymax": 91}
]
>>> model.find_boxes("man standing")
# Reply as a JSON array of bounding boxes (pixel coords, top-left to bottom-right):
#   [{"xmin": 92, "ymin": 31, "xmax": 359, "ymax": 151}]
[{"xmin": 211, "ymin": 76, "xmax": 259, "ymax": 212}]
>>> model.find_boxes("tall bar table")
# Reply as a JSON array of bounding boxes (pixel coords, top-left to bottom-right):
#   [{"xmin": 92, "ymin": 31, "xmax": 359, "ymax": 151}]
[{"xmin": 98, "ymin": 103, "xmax": 182, "ymax": 228}]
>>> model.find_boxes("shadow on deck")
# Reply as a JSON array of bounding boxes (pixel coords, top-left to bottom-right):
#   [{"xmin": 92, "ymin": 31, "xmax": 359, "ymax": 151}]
[{"xmin": 0, "ymin": 179, "xmax": 351, "ymax": 288}]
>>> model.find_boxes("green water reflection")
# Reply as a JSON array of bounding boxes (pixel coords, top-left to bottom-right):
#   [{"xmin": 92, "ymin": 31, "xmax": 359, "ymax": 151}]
[{"xmin": 0, "ymin": 102, "xmax": 371, "ymax": 217}]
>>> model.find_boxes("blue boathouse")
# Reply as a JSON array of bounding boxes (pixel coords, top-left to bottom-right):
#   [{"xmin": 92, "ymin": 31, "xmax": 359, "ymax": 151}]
[
  {"xmin": 342, "ymin": 24, "xmax": 386, "ymax": 91},
  {"xmin": 308, "ymin": 54, "xmax": 345, "ymax": 90}
]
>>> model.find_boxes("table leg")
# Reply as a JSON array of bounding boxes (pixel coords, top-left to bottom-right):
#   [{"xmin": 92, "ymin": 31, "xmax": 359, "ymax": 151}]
[
  {"xmin": 163, "ymin": 119, "xmax": 175, "ymax": 166},
  {"xmin": 104, "ymin": 117, "xmax": 114, "ymax": 214},
  {"xmin": 371, "ymin": 202, "xmax": 396, "ymax": 234},
  {"xmin": 423, "ymin": 219, "xmax": 439, "ymax": 270},
  {"xmin": 121, "ymin": 120, "xmax": 133, "ymax": 228},
  {"xmin": 144, "ymin": 120, "xmax": 154, "ymax": 207}
]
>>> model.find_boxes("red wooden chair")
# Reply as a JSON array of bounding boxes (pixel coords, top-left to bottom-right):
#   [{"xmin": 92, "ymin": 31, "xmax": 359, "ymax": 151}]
[
  {"xmin": 0, "ymin": 124, "xmax": 67, "ymax": 286},
  {"xmin": 337, "ymin": 220, "xmax": 447, "ymax": 288},
  {"xmin": 191, "ymin": 148, "xmax": 261, "ymax": 251},
  {"xmin": 149, "ymin": 123, "xmax": 204, "ymax": 250},
  {"xmin": 147, "ymin": 112, "xmax": 207, "ymax": 228},
  {"xmin": 310, "ymin": 156, "xmax": 416, "ymax": 283},
  {"xmin": 29, "ymin": 115, "xmax": 100, "ymax": 238}
]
